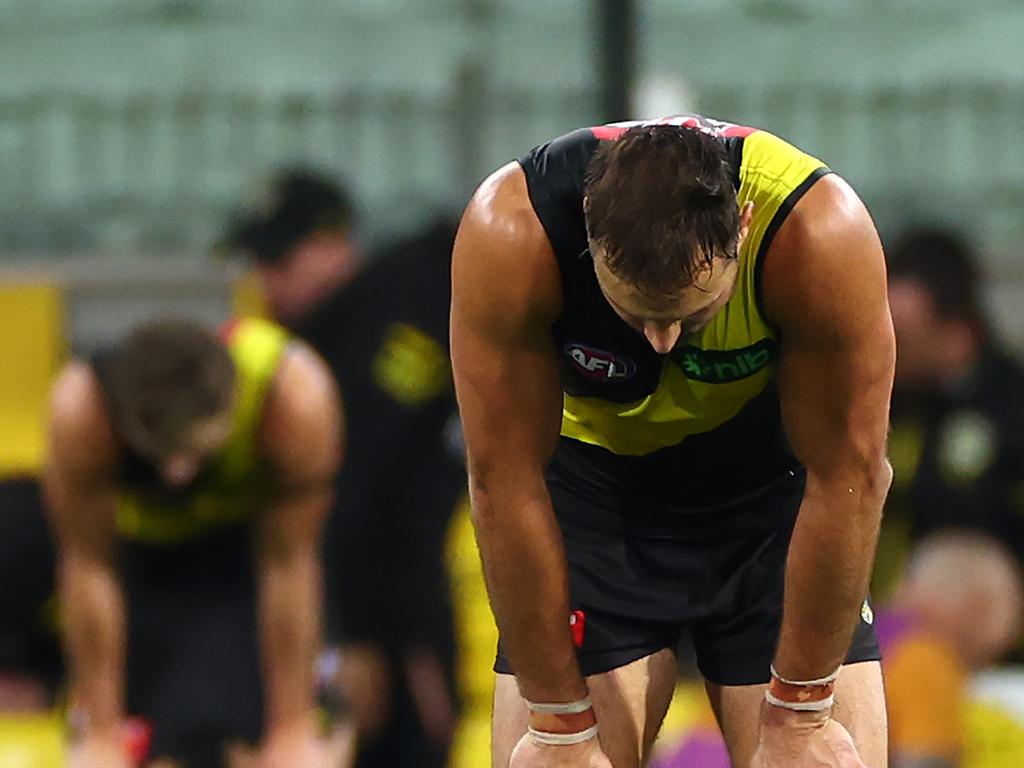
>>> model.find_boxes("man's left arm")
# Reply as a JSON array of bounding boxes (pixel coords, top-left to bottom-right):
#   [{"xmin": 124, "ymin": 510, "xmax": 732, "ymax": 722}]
[
  {"xmin": 764, "ymin": 174, "xmax": 896, "ymax": 681},
  {"xmin": 257, "ymin": 343, "xmax": 343, "ymax": 762}
]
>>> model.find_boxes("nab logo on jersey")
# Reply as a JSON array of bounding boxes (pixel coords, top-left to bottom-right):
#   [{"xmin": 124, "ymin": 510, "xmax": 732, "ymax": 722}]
[{"xmin": 565, "ymin": 344, "xmax": 636, "ymax": 381}]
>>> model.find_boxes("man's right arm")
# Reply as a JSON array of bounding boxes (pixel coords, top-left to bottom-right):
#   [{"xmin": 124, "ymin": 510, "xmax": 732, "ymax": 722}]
[
  {"xmin": 44, "ymin": 362, "xmax": 127, "ymax": 757},
  {"xmin": 450, "ymin": 162, "xmax": 586, "ymax": 704}
]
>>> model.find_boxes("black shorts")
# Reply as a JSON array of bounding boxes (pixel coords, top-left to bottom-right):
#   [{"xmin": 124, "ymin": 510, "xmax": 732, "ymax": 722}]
[
  {"xmin": 495, "ymin": 469, "xmax": 880, "ymax": 686},
  {"xmin": 123, "ymin": 526, "xmax": 263, "ymax": 768}
]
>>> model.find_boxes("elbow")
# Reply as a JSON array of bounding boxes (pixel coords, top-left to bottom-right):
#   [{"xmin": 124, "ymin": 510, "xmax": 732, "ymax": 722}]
[
  {"xmin": 859, "ymin": 441, "xmax": 893, "ymax": 501},
  {"xmin": 466, "ymin": 465, "xmax": 499, "ymax": 527},
  {"xmin": 465, "ymin": 457, "xmax": 546, "ymax": 529},
  {"xmin": 872, "ymin": 455, "xmax": 894, "ymax": 498},
  {"xmin": 806, "ymin": 445, "xmax": 892, "ymax": 512}
]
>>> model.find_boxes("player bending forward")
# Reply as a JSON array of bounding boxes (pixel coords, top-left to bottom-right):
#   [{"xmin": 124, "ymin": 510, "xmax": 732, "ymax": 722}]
[
  {"xmin": 47, "ymin": 318, "xmax": 347, "ymax": 768},
  {"xmin": 451, "ymin": 117, "xmax": 894, "ymax": 768}
]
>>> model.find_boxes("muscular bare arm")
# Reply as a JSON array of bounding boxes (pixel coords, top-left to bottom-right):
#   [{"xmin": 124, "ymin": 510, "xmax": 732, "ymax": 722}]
[
  {"xmin": 256, "ymin": 342, "xmax": 342, "ymax": 744},
  {"xmin": 44, "ymin": 363, "xmax": 126, "ymax": 745},
  {"xmin": 450, "ymin": 163, "xmax": 586, "ymax": 702},
  {"xmin": 763, "ymin": 175, "xmax": 895, "ymax": 679}
]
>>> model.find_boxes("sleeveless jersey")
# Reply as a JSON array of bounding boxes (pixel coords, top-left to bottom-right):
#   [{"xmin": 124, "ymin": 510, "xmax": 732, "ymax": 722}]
[
  {"xmin": 518, "ymin": 115, "xmax": 830, "ymax": 515},
  {"xmin": 92, "ymin": 317, "xmax": 290, "ymax": 545}
]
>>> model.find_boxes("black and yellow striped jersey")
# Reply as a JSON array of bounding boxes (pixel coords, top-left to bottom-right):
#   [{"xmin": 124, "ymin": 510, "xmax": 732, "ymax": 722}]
[
  {"xmin": 92, "ymin": 317, "xmax": 290, "ymax": 544},
  {"xmin": 518, "ymin": 115, "xmax": 830, "ymax": 518}
]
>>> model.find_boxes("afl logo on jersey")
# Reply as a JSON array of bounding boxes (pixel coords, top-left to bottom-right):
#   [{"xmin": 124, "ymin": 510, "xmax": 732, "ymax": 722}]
[{"xmin": 565, "ymin": 344, "xmax": 636, "ymax": 381}]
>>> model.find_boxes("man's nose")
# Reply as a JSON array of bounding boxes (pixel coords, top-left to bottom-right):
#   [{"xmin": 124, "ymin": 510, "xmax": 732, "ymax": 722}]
[{"xmin": 643, "ymin": 322, "xmax": 682, "ymax": 354}]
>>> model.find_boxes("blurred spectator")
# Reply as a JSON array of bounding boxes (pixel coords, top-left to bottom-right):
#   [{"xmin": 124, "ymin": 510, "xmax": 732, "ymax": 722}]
[
  {"xmin": 877, "ymin": 228, "xmax": 1024, "ymax": 595},
  {"xmin": 877, "ymin": 531, "xmax": 1023, "ymax": 768},
  {"xmin": 45, "ymin": 318, "xmax": 344, "ymax": 768},
  {"xmin": 222, "ymin": 168, "xmax": 465, "ymax": 768}
]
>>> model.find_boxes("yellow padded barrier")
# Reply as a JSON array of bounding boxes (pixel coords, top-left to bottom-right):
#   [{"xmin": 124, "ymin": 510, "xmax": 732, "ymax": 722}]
[
  {"xmin": 445, "ymin": 496, "xmax": 498, "ymax": 768},
  {"xmin": 0, "ymin": 283, "xmax": 65, "ymax": 477},
  {"xmin": 0, "ymin": 713, "xmax": 65, "ymax": 768}
]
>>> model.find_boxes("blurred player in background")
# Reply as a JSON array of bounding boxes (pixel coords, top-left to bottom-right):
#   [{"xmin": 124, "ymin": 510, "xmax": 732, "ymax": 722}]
[
  {"xmin": 452, "ymin": 117, "xmax": 894, "ymax": 768},
  {"xmin": 879, "ymin": 531, "xmax": 1023, "ymax": 768},
  {"xmin": 878, "ymin": 227, "xmax": 1024, "ymax": 595},
  {"xmin": 0, "ymin": 479, "xmax": 62, "ymax": 713},
  {"xmin": 222, "ymin": 170, "xmax": 464, "ymax": 768},
  {"xmin": 45, "ymin": 318, "xmax": 345, "ymax": 768}
]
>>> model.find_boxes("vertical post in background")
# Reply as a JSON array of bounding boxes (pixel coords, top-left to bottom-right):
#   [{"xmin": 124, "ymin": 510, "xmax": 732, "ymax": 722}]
[
  {"xmin": 452, "ymin": 0, "xmax": 495, "ymax": 202},
  {"xmin": 596, "ymin": 0, "xmax": 638, "ymax": 123}
]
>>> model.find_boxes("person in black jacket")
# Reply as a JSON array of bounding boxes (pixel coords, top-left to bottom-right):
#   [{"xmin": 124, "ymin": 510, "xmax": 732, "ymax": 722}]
[
  {"xmin": 877, "ymin": 226, "xmax": 1024, "ymax": 595},
  {"xmin": 221, "ymin": 168, "xmax": 464, "ymax": 768}
]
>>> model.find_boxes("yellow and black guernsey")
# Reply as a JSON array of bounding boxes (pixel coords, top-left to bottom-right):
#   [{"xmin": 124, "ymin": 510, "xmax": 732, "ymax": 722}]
[
  {"xmin": 518, "ymin": 115, "xmax": 830, "ymax": 525},
  {"xmin": 91, "ymin": 317, "xmax": 290, "ymax": 545}
]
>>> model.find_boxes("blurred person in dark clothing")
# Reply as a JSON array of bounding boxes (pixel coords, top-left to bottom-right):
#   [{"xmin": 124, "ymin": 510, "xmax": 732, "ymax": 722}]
[
  {"xmin": 878, "ymin": 227, "xmax": 1024, "ymax": 594},
  {"xmin": 0, "ymin": 478, "xmax": 62, "ymax": 712},
  {"xmin": 222, "ymin": 169, "xmax": 464, "ymax": 768}
]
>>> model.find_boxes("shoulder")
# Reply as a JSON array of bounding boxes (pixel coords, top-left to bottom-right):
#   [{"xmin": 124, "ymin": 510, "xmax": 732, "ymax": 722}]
[
  {"xmin": 761, "ymin": 174, "xmax": 889, "ymax": 338},
  {"xmin": 48, "ymin": 361, "xmax": 119, "ymax": 476},
  {"xmin": 454, "ymin": 162, "xmax": 562, "ymax": 331},
  {"xmin": 260, "ymin": 342, "xmax": 342, "ymax": 477},
  {"xmin": 460, "ymin": 162, "xmax": 551, "ymax": 248}
]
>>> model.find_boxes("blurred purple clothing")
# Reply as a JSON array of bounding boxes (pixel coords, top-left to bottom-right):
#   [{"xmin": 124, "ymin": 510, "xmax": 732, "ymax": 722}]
[{"xmin": 651, "ymin": 726, "xmax": 730, "ymax": 768}]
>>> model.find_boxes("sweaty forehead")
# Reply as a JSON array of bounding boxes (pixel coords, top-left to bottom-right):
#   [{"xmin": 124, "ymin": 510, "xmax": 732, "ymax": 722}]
[{"xmin": 594, "ymin": 255, "xmax": 720, "ymax": 319}]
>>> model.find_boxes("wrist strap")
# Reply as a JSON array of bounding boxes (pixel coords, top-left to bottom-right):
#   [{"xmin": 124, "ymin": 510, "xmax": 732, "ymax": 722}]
[
  {"xmin": 764, "ymin": 690, "xmax": 836, "ymax": 712},
  {"xmin": 765, "ymin": 665, "xmax": 837, "ymax": 713},
  {"xmin": 770, "ymin": 665, "xmax": 840, "ymax": 687},
  {"xmin": 526, "ymin": 696, "xmax": 593, "ymax": 715},
  {"xmin": 527, "ymin": 723, "xmax": 599, "ymax": 746}
]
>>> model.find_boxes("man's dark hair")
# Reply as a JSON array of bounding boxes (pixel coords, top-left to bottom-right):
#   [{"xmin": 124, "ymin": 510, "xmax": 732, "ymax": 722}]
[
  {"xmin": 219, "ymin": 166, "xmax": 356, "ymax": 264},
  {"xmin": 584, "ymin": 125, "xmax": 740, "ymax": 297},
  {"xmin": 103, "ymin": 320, "xmax": 235, "ymax": 455},
  {"xmin": 887, "ymin": 227, "xmax": 985, "ymax": 329}
]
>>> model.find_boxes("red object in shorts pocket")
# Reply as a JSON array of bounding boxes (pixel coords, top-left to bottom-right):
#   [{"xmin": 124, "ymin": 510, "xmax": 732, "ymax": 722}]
[{"xmin": 569, "ymin": 610, "xmax": 586, "ymax": 648}]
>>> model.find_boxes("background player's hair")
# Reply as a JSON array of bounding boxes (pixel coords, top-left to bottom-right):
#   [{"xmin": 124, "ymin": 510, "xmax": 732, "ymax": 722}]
[
  {"xmin": 886, "ymin": 227, "xmax": 985, "ymax": 331},
  {"xmin": 103, "ymin": 319, "xmax": 235, "ymax": 456},
  {"xmin": 583, "ymin": 125, "xmax": 740, "ymax": 297}
]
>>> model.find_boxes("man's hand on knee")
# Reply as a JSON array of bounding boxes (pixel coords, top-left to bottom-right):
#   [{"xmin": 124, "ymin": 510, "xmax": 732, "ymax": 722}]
[
  {"xmin": 509, "ymin": 731, "xmax": 614, "ymax": 768},
  {"xmin": 752, "ymin": 701, "xmax": 869, "ymax": 768},
  {"xmin": 509, "ymin": 695, "xmax": 615, "ymax": 768}
]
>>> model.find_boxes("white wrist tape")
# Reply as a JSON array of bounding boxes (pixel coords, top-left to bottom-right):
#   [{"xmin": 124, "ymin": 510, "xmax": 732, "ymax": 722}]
[
  {"xmin": 769, "ymin": 665, "xmax": 840, "ymax": 687},
  {"xmin": 764, "ymin": 690, "xmax": 836, "ymax": 712},
  {"xmin": 525, "ymin": 696, "xmax": 593, "ymax": 715},
  {"xmin": 527, "ymin": 723, "xmax": 600, "ymax": 746}
]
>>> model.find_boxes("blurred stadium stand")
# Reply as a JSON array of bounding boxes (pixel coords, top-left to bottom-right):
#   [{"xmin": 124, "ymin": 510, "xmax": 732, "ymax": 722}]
[{"xmin": 2, "ymin": 1, "xmax": 1023, "ymax": 343}]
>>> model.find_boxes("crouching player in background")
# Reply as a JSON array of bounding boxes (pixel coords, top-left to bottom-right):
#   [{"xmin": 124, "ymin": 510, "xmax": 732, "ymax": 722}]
[{"xmin": 45, "ymin": 317, "xmax": 348, "ymax": 768}]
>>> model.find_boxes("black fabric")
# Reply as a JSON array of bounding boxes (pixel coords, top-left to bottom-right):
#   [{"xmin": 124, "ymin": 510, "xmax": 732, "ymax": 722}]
[
  {"xmin": 518, "ymin": 122, "xmax": 799, "ymax": 512},
  {"xmin": 292, "ymin": 217, "xmax": 463, "ymax": 654},
  {"xmin": 123, "ymin": 526, "xmax": 263, "ymax": 768},
  {"xmin": 286, "ymin": 219, "xmax": 464, "ymax": 766},
  {"xmin": 547, "ymin": 385, "xmax": 799, "ymax": 523},
  {"xmin": 494, "ymin": 470, "xmax": 880, "ymax": 685},
  {"xmin": 888, "ymin": 347, "xmax": 1024, "ymax": 564},
  {"xmin": 0, "ymin": 478, "xmax": 62, "ymax": 695}
]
